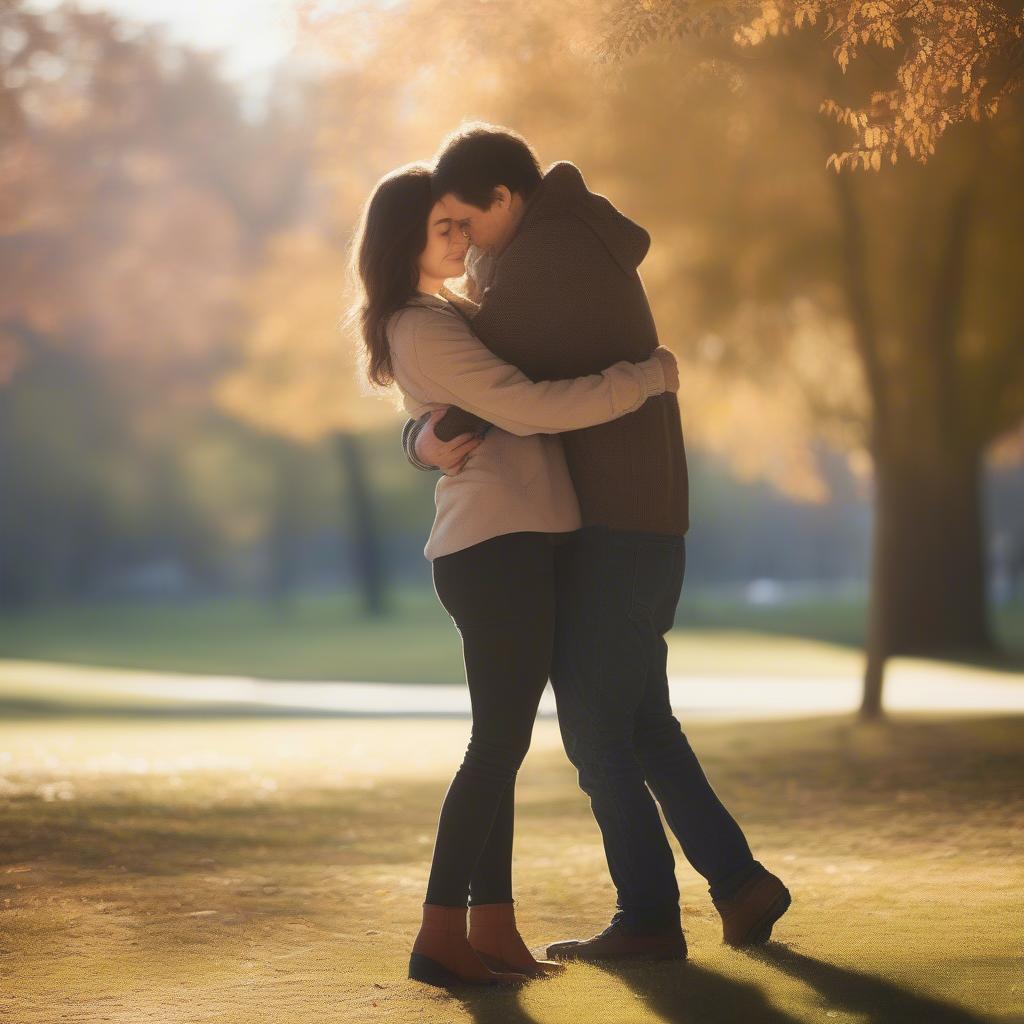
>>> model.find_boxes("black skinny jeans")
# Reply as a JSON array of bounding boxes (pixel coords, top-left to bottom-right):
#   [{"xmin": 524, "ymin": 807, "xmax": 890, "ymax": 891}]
[{"xmin": 425, "ymin": 531, "xmax": 558, "ymax": 907}]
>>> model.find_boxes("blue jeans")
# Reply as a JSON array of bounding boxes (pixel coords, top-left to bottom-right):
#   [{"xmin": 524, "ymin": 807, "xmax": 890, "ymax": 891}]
[{"xmin": 551, "ymin": 526, "xmax": 763, "ymax": 928}]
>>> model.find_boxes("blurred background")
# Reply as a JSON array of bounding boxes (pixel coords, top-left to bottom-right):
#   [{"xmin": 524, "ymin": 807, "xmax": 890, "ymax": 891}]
[
  {"xmin": 3, "ymin": 4, "xmax": 1024, "ymax": 1022},
  {"xmin": 1, "ymin": 0, "xmax": 1022, "ymax": 699}
]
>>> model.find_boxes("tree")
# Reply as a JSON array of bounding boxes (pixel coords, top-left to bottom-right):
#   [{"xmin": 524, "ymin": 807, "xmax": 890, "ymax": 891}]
[
  {"xmin": 606, "ymin": 0, "xmax": 1024, "ymax": 168},
  {"xmin": 0, "ymin": 2, "xmax": 304, "ymax": 602},
  {"xmin": 300, "ymin": 0, "xmax": 1024, "ymax": 714},
  {"xmin": 217, "ymin": 228, "xmax": 399, "ymax": 615},
  {"xmin": 602, "ymin": 0, "xmax": 1024, "ymax": 714},
  {"xmin": 0, "ymin": 5, "xmax": 245, "ymax": 399}
]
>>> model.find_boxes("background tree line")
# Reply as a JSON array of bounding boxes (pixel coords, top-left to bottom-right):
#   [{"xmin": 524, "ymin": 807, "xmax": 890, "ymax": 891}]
[{"xmin": 2, "ymin": 0, "xmax": 1022, "ymax": 718}]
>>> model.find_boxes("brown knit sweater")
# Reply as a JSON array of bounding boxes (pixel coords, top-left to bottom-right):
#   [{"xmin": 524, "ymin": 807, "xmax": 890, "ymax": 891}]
[{"xmin": 408, "ymin": 161, "xmax": 690, "ymax": 536}]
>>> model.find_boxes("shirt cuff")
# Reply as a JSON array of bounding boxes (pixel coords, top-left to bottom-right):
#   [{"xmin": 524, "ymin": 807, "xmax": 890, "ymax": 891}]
[
  {"xmin": 639, "ymin": 354, "xmax": 666, "ymax": 397},
  {"xmin": 403, "ymin": 415, "xmax": 439, "ymax": 472}
]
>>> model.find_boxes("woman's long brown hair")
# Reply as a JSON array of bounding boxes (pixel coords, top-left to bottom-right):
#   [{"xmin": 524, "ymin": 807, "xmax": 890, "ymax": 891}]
[{"xmin": 351, "ymin": 163, "xmax": 434, "ymax": 389}]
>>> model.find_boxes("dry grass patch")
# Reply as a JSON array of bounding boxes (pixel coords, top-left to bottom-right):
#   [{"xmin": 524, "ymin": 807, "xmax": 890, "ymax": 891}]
[{"xmin": 1, "ymin": 713, "xmax": 1021, "ymax": 1024}]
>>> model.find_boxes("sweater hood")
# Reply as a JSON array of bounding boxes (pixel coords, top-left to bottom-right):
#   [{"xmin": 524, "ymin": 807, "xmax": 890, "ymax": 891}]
[{"xmin": 523, "ymin": 161, "xmax": 651, "ymax": 274}]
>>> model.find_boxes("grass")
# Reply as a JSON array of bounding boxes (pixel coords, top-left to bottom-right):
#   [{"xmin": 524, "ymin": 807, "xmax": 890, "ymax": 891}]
[
  {"xmin": 1, "ymin": 589, "xmax": 1021, "ymax": 684},
  {"xmin": 0, "ymin": 589, "xmax": 465, "ymax": 685},
  {"xmin": 1, "ymin": 710, "xmax": 1022, "ymax": 1023}
]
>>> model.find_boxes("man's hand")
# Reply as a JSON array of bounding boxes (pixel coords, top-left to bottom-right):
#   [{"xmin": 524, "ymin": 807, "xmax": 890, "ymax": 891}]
[{"xmin": 416, "ymin": 408, "xmax": 485, "ymax": 476}]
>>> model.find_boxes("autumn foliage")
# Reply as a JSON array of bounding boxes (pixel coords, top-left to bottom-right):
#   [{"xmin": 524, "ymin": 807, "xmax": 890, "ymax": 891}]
[
  {"xmin": 606, "ymin": 0, "xmax": 1024, "ymax": 169},
  {"xmin": 2, "ymin": 0, "xmax": 1022, "ymax": 695}
]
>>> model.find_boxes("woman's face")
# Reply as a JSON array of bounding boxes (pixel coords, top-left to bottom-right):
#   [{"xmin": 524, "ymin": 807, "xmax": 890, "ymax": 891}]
[{"xmin": 418, "ymin": 200, "xmax": 468, "ymax": 286}]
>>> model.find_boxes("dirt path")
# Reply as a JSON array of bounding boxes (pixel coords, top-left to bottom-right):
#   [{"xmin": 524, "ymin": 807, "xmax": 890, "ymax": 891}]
[{"xmin": 2, "ymin": 656, "xmax": 1022, "ymax": 718}]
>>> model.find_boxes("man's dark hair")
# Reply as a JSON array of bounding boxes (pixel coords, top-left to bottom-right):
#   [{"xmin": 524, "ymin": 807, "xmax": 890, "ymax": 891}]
[{"xmin": 432, "ymin": 123, "xmax": 543, "ymax": 209}]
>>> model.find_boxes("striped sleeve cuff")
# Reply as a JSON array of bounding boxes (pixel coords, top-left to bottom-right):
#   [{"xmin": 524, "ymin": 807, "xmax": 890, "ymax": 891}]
[
  {"xmin": 403, "ymin": 415, "xmax": 439, "ymax": 472},
  {"xmin": 639, "ymin": 354, "xmax": 666, "ymax": 398}
]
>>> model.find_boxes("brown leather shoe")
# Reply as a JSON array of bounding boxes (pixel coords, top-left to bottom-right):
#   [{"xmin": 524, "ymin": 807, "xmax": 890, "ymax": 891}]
[
  {"xmin": 545, "ymin": 913, "xmax": 687, "ymax": 962},
  {"xmin": 469, "ymin": 902, "xmax": 566, "ymax": 978},
  {"xmin": 713, "ymin": 870, "xmax": 792, "ymax": 947},
  {"xmin": 409, "ymin": 904, "xmax": 529, "ymax": 988}
]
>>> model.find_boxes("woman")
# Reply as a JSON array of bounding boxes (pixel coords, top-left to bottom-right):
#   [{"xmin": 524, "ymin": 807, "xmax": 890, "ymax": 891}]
[{"xmin": 352, "ymin": 163, "xmax": 679, "ymax": 988}]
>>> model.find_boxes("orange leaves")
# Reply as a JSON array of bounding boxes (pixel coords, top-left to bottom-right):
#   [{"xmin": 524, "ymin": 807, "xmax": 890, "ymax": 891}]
[
  {"xmin": 767, "ymin": 0, "xmax": 1021, "ymax": 170},
  {"xmin": 821, "ymin": 100, "xmax": 888, "ymax": 172},
  {"xmin": 819, "ymin": 1, "xmax": 1021, "ymax": 167},
  {"xmin": 610, "ymin": 0, "xmax": 1021, "ymax": 170},
  {"xmin": 824, "ymin": 148, "xmax": 879, "ymax": 172},
  {"xmin": 793, "ymin": 5, "xmax": 816, "ymax": 29},
  {"xmin": 734, "ymin": 0, "xmax": 784, "ymax": 46},
  {"xmin": 0, "ymin": 2, "xmax": 289, "ymax": 427}
]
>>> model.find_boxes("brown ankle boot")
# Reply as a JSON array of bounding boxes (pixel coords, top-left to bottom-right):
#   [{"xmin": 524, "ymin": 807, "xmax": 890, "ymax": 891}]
[
  {"xmin": 469, "ymin": 902, "xmax": 566, "ymax": 977},
  {"xmin": 409, "ymin": 904, "xmax": 528, "ymax": 988},
  {"xmin": 713, "ymin": 870, "xmax": 792, "ymax": 947}
]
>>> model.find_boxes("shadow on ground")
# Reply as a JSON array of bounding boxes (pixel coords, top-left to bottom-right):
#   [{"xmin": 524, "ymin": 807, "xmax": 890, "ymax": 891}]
[
  {"xmin": 448, "ymin": 945, "xmax": 997, "ymax": 1024},
  {"xmin": 596, "ymin": 957, "xmax": 805, "ymax": 1024},
  {"xmin": 749, "ymin": 944, "xmax": 995, "ymax": 1024},
  {"xmin": 3, "ymin": 716, "xmax": 1022, "ymax": 880}
]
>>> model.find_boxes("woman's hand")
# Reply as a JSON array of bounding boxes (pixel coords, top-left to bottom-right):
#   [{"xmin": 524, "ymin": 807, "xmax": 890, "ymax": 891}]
[{"xmin": 652, "ymin": 346, "xmax": 679, "ymax": 393}]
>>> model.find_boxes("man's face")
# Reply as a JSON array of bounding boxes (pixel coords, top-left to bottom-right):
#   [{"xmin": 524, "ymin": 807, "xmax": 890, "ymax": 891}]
[{"xmin": 439, "ymin": 187, "xmax": 520, "ymax": 255}]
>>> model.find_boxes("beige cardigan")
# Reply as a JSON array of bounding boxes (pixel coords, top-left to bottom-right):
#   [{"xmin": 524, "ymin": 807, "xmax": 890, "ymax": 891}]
[{"xmin": 386, "ymin": 291, "xmax": 668, "ymax": 560}]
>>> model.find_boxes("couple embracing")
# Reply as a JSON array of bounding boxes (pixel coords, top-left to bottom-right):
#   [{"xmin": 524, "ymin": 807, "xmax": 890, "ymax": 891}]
[{"xmin": 351, "ymin": 123, "xmax": 791, "ymax": 989}]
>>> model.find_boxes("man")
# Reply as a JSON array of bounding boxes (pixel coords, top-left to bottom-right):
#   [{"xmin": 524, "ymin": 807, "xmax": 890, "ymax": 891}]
[{"xmin": 404, "ymin": 124, "xmax": 791, "ymax": 961}]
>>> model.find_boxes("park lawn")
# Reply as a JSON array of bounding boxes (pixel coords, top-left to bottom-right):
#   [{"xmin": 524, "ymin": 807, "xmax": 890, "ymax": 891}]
[
  {"xmin": 0, "ymin": 590, "xmax": 466, "ymax": 685},
  {"xmin": 1, "ymin": 711, "xmax": 1021, "ymax": 1024},
  {"xmin": 1, "ymin": 590, "xmax": 1022, "ymax": 685}
]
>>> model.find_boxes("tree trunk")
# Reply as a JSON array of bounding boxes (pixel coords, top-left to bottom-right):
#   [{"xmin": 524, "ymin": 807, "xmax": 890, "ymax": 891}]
[
  {"xmin": 0, "ymin": 416, "xmax": 31, "ymax": 609},
  {"xmin": 334, "ymin": 431, "xmax": 387, "ymax": 617},
  {"xmin": 0, "ymin": 320, "xmax": 40, "ymax": 608},
  {"xmin": 828, "ymin": 153, "xmax": 995, "ymax": 719},
  {"xmin": 266, "ymin": 441, "xmax": 303, "ymax": 608},
  {"xmin": 860, "ymin": 443, "xmax": 993, "ymax": 719}
]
